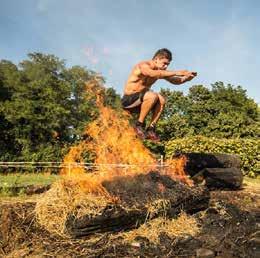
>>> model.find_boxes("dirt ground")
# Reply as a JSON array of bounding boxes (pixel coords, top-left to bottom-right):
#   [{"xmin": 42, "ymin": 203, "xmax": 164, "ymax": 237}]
[{"xmin": 0, "ymin": 180, "xmax": 259, "ymax": 258}]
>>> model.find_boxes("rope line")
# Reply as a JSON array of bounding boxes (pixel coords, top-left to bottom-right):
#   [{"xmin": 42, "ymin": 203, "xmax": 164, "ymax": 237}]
[
  {"xmin": 0, "ymin": 161, "xmax": 173, "ymax": 168},
  {"xmin": 0, "ymin": 162, "xmax": 188, "ymax": 179}
]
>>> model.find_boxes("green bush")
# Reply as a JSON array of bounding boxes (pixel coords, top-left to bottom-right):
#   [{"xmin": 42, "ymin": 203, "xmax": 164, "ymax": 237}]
[{"xmin": 165, "ymin": 136, "xmax": 260, "ymax": 177}]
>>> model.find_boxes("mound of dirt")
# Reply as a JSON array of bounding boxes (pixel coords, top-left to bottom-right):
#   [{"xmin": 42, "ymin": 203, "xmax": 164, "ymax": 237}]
[{"xmin": 0, "ymin": 193, "xmax": 259, "ymax": 257}]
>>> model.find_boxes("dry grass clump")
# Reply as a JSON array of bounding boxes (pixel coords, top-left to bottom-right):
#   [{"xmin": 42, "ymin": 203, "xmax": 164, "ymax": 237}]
[
  {"xmin": 35, "ymin": 177, "xmax": 110, "ymax": 237},
  {"xmin": 119, "ymin": 212, "xmax": 200, "ymax": 244},
  {"xmin": 145, "ymin": 199, "xmax": 171, "ymax": 219}
]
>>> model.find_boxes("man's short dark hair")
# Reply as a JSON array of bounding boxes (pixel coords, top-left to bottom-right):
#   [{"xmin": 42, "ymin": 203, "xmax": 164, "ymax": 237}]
[{"xmin": 153, "ymin": 48, "xmax": 172, "ymax": 61}]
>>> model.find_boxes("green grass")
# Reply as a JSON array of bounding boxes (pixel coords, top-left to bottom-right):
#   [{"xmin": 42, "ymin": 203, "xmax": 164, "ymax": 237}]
[
  {"xmin": 0, "ymin": 173, "xmax": 59, "ymax": 187},
  {"xmin": 0, "ymin": 173, "xmax": 59, "ymax": 197},
  {"xmin": 0, "ymin": 173, "xmax": 258, "ymax": 198}
]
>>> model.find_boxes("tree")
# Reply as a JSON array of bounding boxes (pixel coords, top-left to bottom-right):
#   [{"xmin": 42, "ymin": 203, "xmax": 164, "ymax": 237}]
[
  {"xmin": 0, "ymin": 53, "xmax": 100, "ymax": 162},
  {"xmin": 208, "ymin": 82, "xmax": 259, "ymax": 138},
  {"xmin": 61, "ymin": 65, "xmax": 100, "ymax": 140},
  {"xmin": 157, "ymin": 82, "xmax": 259, "ymax": 140},
  {"xmin": 104, "ymin": 87, "xmax": 121, "ymax": 110},
  {"xmin": 2, "ymin": 53, "xmax": 70, "ymax": 158},
  {"xmin": 0, "ymin": 60, "xmax": 21, "ymax": 160},
  {"xmin": 157, "ymin": 89, "xmax": 192, "ymax": 140}
]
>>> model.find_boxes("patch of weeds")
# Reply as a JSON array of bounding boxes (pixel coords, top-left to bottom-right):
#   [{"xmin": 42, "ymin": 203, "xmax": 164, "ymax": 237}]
[
  {"xmin": 0, "ymin": 179, "xmax": 26, "ymax": 197},
  {"xmin": 0, "ymin": 182, "xmax": 14, "ymax": 197}
]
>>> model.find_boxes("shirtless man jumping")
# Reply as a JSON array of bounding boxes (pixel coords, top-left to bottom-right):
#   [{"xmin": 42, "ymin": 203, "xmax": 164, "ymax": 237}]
[{"xmin": 121, "ymin": 48, "xmax": 197, "ymax": 141}]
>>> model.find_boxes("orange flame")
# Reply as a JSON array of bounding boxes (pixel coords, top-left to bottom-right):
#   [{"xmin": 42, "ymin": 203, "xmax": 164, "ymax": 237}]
[
  {"xmin": 163, "ymin": 156, "xmax": 193, "ymax": 186},
  {"xmin": 61, "ymin": 79, "xmax": 192, "ymax": 197}
]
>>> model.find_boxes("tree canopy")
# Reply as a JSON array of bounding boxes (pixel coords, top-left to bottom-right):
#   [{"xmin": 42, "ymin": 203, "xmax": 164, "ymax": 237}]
[
  {"xmin": 158, "ymin": 82, "xmax": 259, "ymax": 141},
  {"xmin": 0, "ymin": 53, "xmax": 258, "ymax": 163},
  {"xmin": 0, "ymin": 53, "xmax": 120, "ymax": 162}
]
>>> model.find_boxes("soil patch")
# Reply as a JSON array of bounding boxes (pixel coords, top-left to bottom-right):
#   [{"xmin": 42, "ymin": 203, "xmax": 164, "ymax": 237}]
[{"xmin": 0, "ymin": 184, "xmax": 259, "ymax": 257}]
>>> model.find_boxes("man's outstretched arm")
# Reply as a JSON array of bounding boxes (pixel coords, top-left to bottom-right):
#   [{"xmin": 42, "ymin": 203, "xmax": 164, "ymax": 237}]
[
  {"xmin": 165, "ymin": 72, "xmax": 197, "ymax": 85},
  {"xmin": 139, "ymin": 63, "xmax": 191, "ymax": 79}
]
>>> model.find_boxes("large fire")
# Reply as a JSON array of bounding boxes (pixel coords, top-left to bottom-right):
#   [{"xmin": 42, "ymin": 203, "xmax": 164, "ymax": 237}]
[{"xmin": 61, "ymin": 79, "xmax": 192, "ymax": 196}]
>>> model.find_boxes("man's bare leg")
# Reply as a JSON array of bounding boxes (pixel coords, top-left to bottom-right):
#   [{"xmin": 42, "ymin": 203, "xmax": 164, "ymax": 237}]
[
  {"xmin": 149, "ymin": 94, "xmax": 166, "ymax": 126},
  {"xmin": 145, "ymin": 94, "xmax": 165, "ymax": 141},
  {"xmin": 138, "ymin": 91, "xmax": 159, "ymax": 123},
  {"xmin": 133, "ymin": 91, "xmax": 158, "ymax": 139}
]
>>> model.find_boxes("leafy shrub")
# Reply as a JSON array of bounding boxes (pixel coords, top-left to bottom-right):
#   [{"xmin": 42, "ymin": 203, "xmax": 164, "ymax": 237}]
[{"xmin": 165, "ymin": 136, "xmax": 259, "ymax": 177}]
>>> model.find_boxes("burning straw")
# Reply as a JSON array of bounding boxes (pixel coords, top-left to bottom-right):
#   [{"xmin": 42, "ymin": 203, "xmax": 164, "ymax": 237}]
[{"xmin": 35, "ymin": 79, "xmax": 193, "ymax": 237}]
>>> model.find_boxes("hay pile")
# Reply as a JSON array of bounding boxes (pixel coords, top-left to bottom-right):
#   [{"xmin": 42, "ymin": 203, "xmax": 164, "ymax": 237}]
[
  {"xmin": 35, "ymin": 177, "xmax": 110, "ymax": 237},
  {"xmin": 35, "ymin": 171, "xmax": 209, "ymax": 238}
]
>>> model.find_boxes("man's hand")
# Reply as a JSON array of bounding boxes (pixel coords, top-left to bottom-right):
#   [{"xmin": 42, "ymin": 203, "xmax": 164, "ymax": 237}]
[
  {"xmin": 165, "ymin": 71, "xmax": 197, "ymax": 84},
  {"xmin": 184, "ymin": 71, "xmax": 197, "ymax": 82}
]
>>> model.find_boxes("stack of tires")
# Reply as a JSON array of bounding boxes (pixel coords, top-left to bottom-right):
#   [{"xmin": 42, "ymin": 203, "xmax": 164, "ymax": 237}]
[{"xmin": 182, "ymin": 153, "xmax": 243, "ymax": 189}]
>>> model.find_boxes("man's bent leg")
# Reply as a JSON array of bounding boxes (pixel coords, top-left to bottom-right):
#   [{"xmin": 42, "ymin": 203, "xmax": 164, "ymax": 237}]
[
  {"xmin": 133, "ymin": 91, "xmax": 158, "ymax": 139},
  {"xmin": 150, "ymin": 94, "xmax": 166, "ymax": 126},
  {"xmin": 138, "ymin": 91, "xmax": 159, "ymax": 123},
  {"xmin": 146, "ymin": 94, "xmax": 166, "ymax": 142}
]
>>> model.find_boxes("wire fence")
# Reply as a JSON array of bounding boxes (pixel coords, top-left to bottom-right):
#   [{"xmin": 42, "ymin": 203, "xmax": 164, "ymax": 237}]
[
  {"xmin": 0, "ymin": 158, "xmax": 190, "ymax": 181},
  {"xmin": 0, "ymin": 159, "xmax": 168, "ymax": 172}
]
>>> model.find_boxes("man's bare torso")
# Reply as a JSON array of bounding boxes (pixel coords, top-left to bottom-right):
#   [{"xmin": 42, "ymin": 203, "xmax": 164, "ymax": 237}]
[{"xmin": 123, "ymin": 61, "xmax": 157, "ymax": 95}]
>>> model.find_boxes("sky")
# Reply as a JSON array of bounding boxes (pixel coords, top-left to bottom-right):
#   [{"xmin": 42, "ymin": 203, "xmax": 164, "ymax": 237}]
[{"xmin": 0, "ymin": 0, "xmax": 259, "ymax": 102}]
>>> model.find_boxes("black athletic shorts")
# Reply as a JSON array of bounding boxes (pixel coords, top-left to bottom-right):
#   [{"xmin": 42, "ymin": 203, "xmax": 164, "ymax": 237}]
[{"xmin": 121, "ymin": 90, "xmax": 147, "ymax": 112}]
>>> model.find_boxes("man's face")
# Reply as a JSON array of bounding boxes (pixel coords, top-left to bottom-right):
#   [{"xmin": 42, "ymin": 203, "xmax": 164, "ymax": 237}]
[{"xmin": 154, "ymin": 57, "xmax": 171, "ymax": 70}]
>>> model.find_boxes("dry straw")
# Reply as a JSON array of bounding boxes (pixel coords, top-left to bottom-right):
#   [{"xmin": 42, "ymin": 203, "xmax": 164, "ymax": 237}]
[
  {"xmin": 35, "ymin": 177, "xmax": 109, "ymax": 237},
  {"xmin": 118, "ymin": 211, "xmax": 200, "ymax": 244}
]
